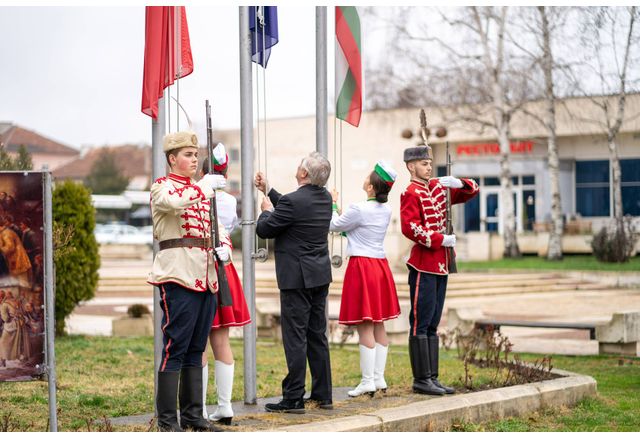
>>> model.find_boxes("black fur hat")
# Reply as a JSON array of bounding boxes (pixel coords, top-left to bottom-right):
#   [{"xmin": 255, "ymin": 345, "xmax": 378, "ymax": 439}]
[{"xmin": 403, "ymin": 145, "xmax": 433, "ymax": 162}]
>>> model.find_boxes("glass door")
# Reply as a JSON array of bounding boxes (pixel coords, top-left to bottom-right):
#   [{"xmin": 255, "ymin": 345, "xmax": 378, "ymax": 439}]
[{"xmin": 481, "ymin": 189, "xmax": 500, "ymax": 232}]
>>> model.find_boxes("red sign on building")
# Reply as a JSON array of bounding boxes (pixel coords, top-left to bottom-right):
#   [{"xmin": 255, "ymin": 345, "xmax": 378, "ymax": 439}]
[{"xmin": 456, "ymin": 141, "xmax": 534, "ymax": 156}]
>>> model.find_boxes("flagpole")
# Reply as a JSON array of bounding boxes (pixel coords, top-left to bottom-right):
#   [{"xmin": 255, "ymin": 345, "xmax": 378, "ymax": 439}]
[
  {"xmin": 239, "ymin": 5, "xmax": 257, "ymax": 405},
  {"xmin": 316, "ymin": 6, "xmax": 328, "ymax": 158},
  {"xmin": 316, "ymin": 6, "xmax": 331, "ymax": 342},
  {"xmin": 152, "ymin": 91, "xmax": 166, "ymax": 416}
]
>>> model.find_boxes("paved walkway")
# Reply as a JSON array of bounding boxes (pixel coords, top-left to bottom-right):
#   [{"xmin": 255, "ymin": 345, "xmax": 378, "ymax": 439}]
[{"xmin": 110, "ymin": 386, "xmax": 457, "ymax": 431}]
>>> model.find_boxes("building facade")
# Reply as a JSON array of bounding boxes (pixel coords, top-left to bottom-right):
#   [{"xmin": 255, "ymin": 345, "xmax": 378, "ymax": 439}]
[{"xmin": 216, "ymin": 94, "xmax": 640, "ymax": 265}]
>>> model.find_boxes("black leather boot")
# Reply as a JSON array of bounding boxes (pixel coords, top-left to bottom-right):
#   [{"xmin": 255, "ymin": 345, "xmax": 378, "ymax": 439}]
[
  {"xmin": 179, "ymin": 367, "xmax": 224, "ymax": 432},
  {"xmin": 428, "ymin": 335, "xmax": 455, "ymax": 394},
  {"xmin": 408, "ymin": 336, "xmax": 445, "ymax": 396},
  {"xmin": 156, "ymin": 371, "xmax": 184, "ymax": 432}
]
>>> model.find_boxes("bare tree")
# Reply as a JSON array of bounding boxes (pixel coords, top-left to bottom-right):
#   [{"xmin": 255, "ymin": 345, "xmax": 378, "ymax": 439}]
[
  {"xmin": 571, "ymin": 7, "xmax": 639, "ymax": 223},
  {"xmin": 368, "ymin": 6, "xmax": 543, "ymax": 257},
  {"xmin": 508, "ymin": 7, "xmax": 572, "ymax": 260}
]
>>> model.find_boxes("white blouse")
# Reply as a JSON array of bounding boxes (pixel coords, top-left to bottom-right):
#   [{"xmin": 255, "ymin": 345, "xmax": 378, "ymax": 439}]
[
  {"xmin": 330, "ymin": 200, "xmax": 391, "ymax": 259},
  {"xmin": 216, "ymin": 191, "xmax": 239, "ymax": 234}
]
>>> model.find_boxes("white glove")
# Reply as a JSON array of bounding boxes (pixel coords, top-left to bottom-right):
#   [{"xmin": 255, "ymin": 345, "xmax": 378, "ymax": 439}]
[
  {"xmin": 214, "ymin": 246, "xmax": 230, "ymax": 262},
  {"xmin": 439, "ymin": 176, "xmax": 463, "ymax": 189},
  {"xmin": 441, "ymin": 234, "xmax": 456, "ymax": 247},
  {"xmin": 201, "ymin": 173, "xmax": 227, "ymax": 190}
]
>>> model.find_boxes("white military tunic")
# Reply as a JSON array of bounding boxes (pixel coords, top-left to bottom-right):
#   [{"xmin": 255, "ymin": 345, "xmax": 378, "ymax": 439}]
[{"xmin": 147, "ymin": 172, "xmax": 231, "ymax": 292}]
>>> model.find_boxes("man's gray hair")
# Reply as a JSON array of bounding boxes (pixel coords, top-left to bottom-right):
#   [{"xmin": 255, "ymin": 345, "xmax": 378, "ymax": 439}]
[{"xmin": 301, "ymin": 152, "xmax": 331, "ymax": 187}]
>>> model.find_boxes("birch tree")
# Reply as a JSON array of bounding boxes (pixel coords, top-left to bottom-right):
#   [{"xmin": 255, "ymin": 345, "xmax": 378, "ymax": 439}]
[
  {"xmin": 509, "ymin": 7, "xmax": 572, "ymax": 260},
  {"xmin": 573, "ymin": 6, "xmax": 639, "ymax": 224},
  {"xmin": 370, "ymin": 6, "xmax": 536, "ymax": 257}
]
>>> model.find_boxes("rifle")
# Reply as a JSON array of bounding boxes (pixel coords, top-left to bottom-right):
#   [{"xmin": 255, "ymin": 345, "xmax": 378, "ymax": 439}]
[
  {"xmin": 445, "ymin": 141, "xmax": 457, "ymax": 274},
  {"xmin": 205, "ymin": 100, "xmax": 232, "ymax": 306}
]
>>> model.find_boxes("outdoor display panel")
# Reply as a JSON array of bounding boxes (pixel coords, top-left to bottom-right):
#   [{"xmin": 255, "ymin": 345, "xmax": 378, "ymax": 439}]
[{"xmin": 0, "ymin": 172, "xmax": 45, "ymax": 382}]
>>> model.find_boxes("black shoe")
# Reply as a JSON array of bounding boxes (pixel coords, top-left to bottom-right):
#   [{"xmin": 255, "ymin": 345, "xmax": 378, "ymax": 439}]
[
  {"xmin": 428, "ymin": 335, "xmax": 455, "ymax": 394},
  {"xmin": 303, "ymin": 397, "xmax": 333, "ymax": 410},
  {"xmin": 412, "ymin": 378, "xmax": 446, "ymax": 395},
  {"xmin": 432, "ymin": 378, "xmax": 455, "ymax": 394},
  {"xmin": 179, "ymin": 367, "xmax": 224, "ymax": 432},
  {"xmin": 156, "ymin": 371, "xmax": 184, "ymax": 432},
  {"xmin": 409, "ymin": 335, "xmax": 445, "ymax": 396},
  {"xmin": 265, "ymin": 398, "xmax": 306, "ymax": 414}
]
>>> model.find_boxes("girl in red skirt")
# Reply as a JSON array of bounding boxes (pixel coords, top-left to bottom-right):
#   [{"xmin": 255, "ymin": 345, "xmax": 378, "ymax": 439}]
[
  {"xmin": 330, "ymin": 160, "xmax": 400, "ymax": 397},
  {"xmin": 200, "ymin": 146, "xmax": 251, "ymax": 424}
]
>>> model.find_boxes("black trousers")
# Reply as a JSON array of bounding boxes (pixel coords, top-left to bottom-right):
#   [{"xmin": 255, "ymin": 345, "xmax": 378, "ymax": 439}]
[
  {"xmin": 279, "ymin": 284, "xmax": 332, "ymax": 401},
  {"xmin": 408, "ymin": 267, "xmax": 448, "ymax": 337},
  {"xmin": 158, "ymin": 282, "xmax": 216, "ymax": 372}
]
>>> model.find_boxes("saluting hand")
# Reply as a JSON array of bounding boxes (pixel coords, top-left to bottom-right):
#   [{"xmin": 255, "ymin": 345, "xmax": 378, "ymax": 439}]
[
  {"xmin": 201, "ymin": 173, "xmax": 227, "ymax": 190},
  {"xmin": 439, "ymin": 176, "xmax": 463, "ymax": 189}
]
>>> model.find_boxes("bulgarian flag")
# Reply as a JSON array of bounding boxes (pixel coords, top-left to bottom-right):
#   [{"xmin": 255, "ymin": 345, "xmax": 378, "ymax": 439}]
[{"xmin": 335, "ymin": 6, "xmax": 363, "ymax": 127}]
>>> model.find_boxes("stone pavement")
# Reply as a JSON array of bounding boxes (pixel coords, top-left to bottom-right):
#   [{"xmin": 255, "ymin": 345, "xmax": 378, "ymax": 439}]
[{"xmin": 67, "ymin": 250, "xmax": 640, "ymax": 356}]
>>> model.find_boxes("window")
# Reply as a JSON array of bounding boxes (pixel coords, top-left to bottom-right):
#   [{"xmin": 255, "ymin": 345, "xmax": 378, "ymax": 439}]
[
  {"xmin": 484, "ymin": 177, "xmax": 500, "ymax": 186},
  {"xmin": 575, "ymin": 160, "xmax": 610, "ymax": 217},
  {"xmin": 436, "ymin": 166, "xmax": 446, "ymax": 177},
  {"xmin": 464, "ymin": 194, "xmax": 480, "ymax": 232},
  {"xmin": 622, "ymin": 159, "xmax": 640, "ymax": 216},
  {"xmin": 522, "ymin": 175, "xmax": 535, "ymax": 185}
]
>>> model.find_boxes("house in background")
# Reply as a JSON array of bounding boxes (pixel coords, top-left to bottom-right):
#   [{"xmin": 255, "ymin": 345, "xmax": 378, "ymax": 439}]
[
  {"xmin": 53, "ymin": 143, "xmax": 152, "ymax": 190},
  {"xmin": 0, "ymin": 122, "xmax": 80, "ymax": 170}
]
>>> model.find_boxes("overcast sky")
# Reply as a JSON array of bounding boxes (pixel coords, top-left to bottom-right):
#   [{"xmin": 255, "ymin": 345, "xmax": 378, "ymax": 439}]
[{"xmin": 1, "ymin": 5, "xmax": 391, "ymax": 149}]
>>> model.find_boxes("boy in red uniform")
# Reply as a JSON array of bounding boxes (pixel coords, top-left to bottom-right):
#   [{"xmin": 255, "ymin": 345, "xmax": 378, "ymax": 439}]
[{"xmin": 400, "ymin": 145, "xmax": 479, "ymax": 395}]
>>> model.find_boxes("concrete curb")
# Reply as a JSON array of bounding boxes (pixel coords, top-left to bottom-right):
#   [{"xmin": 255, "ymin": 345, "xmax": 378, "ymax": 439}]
[{"xmin": 271, "ymin": 369, "xmax": 597, "ymax": 432}]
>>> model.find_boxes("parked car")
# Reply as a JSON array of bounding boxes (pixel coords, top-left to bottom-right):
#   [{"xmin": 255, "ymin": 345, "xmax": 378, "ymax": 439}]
[{"xmin": 94, "ymin": 224, "xmax": 153, "ymax": 246}]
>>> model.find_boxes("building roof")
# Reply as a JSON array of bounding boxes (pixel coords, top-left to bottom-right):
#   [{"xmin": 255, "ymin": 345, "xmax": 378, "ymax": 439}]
[
  {"xmin": 0, "ymin": 123, "xmax": 79, "ymax": 155},
  {"xmin": 53, "ymin": 144, "xmax": 152, "ymax": 181},
  {"xmin": 417, "ymin": 93, "xmax": 640, "ymax": 143},
  {"xmin": 216, "ymin": 93, "xmax": 640, "ymax": 145}
]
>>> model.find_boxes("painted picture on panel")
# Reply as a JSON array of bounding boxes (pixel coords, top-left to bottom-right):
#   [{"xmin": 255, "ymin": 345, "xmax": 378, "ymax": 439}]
[{"xmin": 0, "ymin": 172, "xmax": 45, "ymax": 382}]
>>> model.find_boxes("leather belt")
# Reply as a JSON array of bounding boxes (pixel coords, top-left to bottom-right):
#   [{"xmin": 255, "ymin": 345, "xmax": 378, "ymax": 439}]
[{"xmin": 158, "ymin": 237, "xmax": 212, "ymax": 251}]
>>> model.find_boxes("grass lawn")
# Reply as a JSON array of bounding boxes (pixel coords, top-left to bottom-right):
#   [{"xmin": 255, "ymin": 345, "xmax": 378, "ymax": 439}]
[
  {"xmin": 453, "ymin": 354, "xmax": 640, "ymax": 432},
  {"xmin": 0, "ymin": 336, "xmax": 638, "ymax": 431},
  {"xmin": 458, "ymin": 254, "xmax": 640, "ymax": 272}
]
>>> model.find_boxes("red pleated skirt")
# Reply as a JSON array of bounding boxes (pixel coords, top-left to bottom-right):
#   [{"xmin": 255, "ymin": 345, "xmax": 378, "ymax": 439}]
[
  {"xmin": 212, "ymin": 261, "xmax": 252, "ymax": 329},
  {"xmin": 339, "ymin": 256, "xmax": 401, "ymax": 325}
]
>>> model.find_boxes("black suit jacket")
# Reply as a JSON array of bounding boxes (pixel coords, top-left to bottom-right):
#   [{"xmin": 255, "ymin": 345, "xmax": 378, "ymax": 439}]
[{"xmin": 256, "ymin": 184, "xmax": 333, "ymax": 290}]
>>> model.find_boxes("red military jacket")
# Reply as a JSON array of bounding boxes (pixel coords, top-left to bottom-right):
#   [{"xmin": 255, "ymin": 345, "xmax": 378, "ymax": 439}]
[{"xmin": 400, "ymin": 177, "xmax": 479, "ymax": 275}]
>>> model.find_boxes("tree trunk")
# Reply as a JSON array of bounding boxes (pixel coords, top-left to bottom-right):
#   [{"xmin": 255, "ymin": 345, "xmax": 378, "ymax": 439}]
[
  {"xmin": 539, "ymin": 6, "xmax": 563, "ymax": 261},
  {"xmin": 608, "ymin": 136, "xmax": 624, "ymax": 221},
  {"xmin": 498, "ymin": 123, "xmax": 520, "ymax": 258},
  {"xmin": 547, "ymin": 133, "xmax": 563, "ymax": 260}
]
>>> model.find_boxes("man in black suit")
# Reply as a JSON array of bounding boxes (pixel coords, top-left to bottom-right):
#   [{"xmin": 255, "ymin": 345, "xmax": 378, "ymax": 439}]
[{"xmin": 255, "ymin": 152, "xmax": 333, "ymax": 414}]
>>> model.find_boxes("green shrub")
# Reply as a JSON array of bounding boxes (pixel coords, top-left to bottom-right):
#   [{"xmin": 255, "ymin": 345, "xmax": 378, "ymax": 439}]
[{"xmin": 52, "ymin": 180, "xmax": 100, "ymax": 335}]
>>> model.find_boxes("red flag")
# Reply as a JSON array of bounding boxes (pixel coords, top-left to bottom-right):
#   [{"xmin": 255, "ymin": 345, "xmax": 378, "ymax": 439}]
[{"xmin": 141, "ymin": 6, "xmax": 194, "ymax": 118}]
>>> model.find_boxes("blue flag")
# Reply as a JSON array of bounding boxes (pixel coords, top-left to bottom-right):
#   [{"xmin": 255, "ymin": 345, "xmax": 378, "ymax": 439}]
[{"xmin": 249, "ymin": 6, "xmax": 279, "ymax": 67}]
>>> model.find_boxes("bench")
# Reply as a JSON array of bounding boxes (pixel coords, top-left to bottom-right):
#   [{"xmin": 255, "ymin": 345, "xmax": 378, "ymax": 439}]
[
  {"xmin": 474, "ymin": 319, "xmax": 597, "ymax": 340},
  {"xmin": 448, "ymin": 307, "xmax": 640, "ymax": 356}
]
